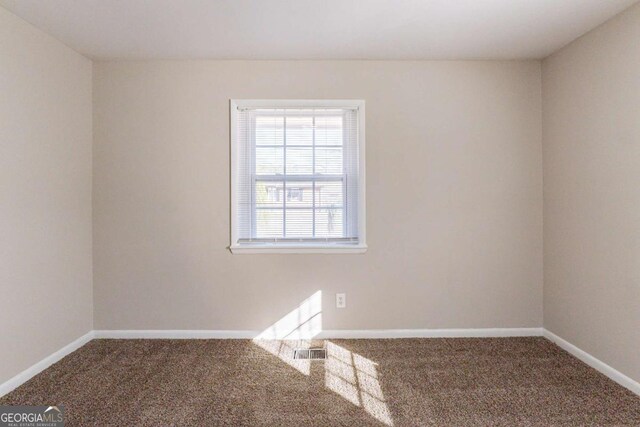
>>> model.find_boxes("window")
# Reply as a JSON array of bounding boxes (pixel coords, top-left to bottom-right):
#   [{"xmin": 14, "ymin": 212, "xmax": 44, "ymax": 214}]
[{"xmin": 230, "ymin": 99, "xmax": 366, "ymax": 253}]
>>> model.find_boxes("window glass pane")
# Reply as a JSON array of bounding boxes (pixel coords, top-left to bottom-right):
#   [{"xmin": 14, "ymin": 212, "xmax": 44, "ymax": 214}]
[
  {"xmin": 286, "ymin": 147, "xmax": 313, "ymax": 175},
  {"xmin": 315, "ymin": 116, "xmax": 343, "ymax": 146},
  {"xmin": 286, "ymin": 209, "xmax": 313, "ymax": 237},
  {"xmin": 256, "ymin": 116, "xmax": 284, "ymax": 145},
  {"xmin": 234, "ymin": 105, "xmax": 361, "ymax": 247},
  {"xmin": 256, "ymin": 181, "xmax": 283, "ymax": 208},
  {"xmin": 256, "ymin": 147, "xmax": 284, "ymax": 175},
  {"xmin": 316, "ymin": 208, "xmax": 343, "ymax": 238},
  {"xmin": 315, "ymin": 147, "xmax": 343, "ymax": 175},
  {"xmin": 285, "ymin": 181, "xmax": 313, "ymax": 208},
  {"xmin": 286, "ymin": 116, "xmax": 313, "ymax": 145},
  {"xmin": 256, "ymin": 209, "xmax": 283, "ymax": 238},
  {"xmin": 316, "ymin": 181, "xmax": 343, "ymax": 207}
]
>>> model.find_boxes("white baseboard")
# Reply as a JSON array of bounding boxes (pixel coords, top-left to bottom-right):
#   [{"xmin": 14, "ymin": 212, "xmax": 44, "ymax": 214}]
[
  {"xmin": 316, "ymin": 328, "xmax": 543, "ymax": 339},
  {"xmin": 93, "ymin": 330, "xmax": 257, "ymax": 339},
  {"xmin": 543, "ymin": 329, "xmax": 640, "ymax": 396},
  {"xmin": 93, "ymin": 327, "xmax": 543, "ymax": 340},
  {"xmin": 0, "ymin": 331, "xmax": 94, "ymax": 397}
]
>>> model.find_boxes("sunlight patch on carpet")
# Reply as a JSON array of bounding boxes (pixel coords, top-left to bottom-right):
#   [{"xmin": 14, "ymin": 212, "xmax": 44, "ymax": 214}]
[{"xmin": 325, "ymin": 341, "xmax": 394, "ymax": 426}]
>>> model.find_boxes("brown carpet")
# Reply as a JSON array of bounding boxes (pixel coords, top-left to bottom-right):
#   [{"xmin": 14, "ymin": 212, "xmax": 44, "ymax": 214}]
[{"xmin": 1, "ymin": 337, "xmax": 639, "ymax": 426}]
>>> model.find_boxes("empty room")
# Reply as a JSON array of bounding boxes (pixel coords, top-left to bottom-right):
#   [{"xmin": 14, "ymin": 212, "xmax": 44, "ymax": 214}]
[{"xmin": 1, "ymin": 0, "xmax": 640, "ymax": 425}]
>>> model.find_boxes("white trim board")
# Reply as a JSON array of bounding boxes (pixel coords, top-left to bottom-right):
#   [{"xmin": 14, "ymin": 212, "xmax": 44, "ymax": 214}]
[
  {"xmin": 0, "ymin": 331, "xmax": 94, "ymax": 397},
  {"xmin": 93, "ymin": 328, "xmax": 543, "ymax": 340},
  {"xmin": 543, "ymin": 329, "xmax": 640, "ymax": 396},
  {"xmin": 317, "ymin": 328, "xmax": 543, "ymax": 339},
  {"xmin": 93, "ymin": 330, "xmax": 257, "ymax": 339}
]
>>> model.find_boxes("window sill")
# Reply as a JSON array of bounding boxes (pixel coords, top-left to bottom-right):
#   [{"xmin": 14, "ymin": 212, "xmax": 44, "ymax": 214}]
[{"xmin": 229, "ymin": 244, "xmax": 367, "ymax": 254}]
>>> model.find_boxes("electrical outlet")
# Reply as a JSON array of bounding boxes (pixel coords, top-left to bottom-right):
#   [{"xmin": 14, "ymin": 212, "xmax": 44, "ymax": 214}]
[{"xmin": 336, "ymin": 293, "xmax": 346, "ymax": 308}]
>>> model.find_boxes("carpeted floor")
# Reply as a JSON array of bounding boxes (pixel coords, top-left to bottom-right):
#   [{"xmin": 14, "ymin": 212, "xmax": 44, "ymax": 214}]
[{"xmin": 1, "ymin": 337, "xmax": 639, "ymax": 426}]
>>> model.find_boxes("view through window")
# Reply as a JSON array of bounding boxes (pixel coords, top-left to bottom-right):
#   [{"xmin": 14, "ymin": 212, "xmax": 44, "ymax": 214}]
[{"xmin": 231, "ymin": 100, "xmax": 365, "ymax": 253}]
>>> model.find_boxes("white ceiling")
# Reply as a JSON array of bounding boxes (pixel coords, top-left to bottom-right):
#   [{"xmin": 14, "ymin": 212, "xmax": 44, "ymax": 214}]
[{"xmin": 1, "ymin": 0, "xmax": 637, "ymax": 60}]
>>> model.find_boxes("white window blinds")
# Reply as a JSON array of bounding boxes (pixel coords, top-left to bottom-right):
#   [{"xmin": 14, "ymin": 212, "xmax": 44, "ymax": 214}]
[{"xmin": 231, "ymin": 100, "xmax": 366, "ymax": 253}]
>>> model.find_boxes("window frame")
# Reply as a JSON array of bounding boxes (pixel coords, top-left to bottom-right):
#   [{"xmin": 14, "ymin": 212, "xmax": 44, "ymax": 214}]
[{"xmin": 230, "ymin": 99, "xmax": 367, "ymax": 254}]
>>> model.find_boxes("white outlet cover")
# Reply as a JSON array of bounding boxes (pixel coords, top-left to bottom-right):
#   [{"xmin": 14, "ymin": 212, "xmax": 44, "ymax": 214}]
[{"xmin": 336, "ymin": 293, "xmax": 346, "ymax": 308}]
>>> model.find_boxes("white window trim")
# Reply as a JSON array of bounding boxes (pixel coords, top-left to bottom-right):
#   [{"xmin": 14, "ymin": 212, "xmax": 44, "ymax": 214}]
[{"xmin": 230, "ymin": 99, "xmax": 367, "ymax": 254}]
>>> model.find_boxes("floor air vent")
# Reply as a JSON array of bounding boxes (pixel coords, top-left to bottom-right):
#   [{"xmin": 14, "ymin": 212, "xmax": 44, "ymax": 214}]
[{"xmin": 293, "ymin": 348, "xmax": 327, "ymax": 360}]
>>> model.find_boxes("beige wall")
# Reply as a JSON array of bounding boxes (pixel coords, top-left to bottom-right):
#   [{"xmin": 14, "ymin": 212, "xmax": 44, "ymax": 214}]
[
  {"xmin": 0, "ymin": 8, "xmax": 93, "ymax": 384},
  {"xmin": 543, "ymin": 3, "xmax": 640, "ymax": 383},
  {"xmin": 93, "ymin": 60, "xmax": 543, "ymax": 331}
]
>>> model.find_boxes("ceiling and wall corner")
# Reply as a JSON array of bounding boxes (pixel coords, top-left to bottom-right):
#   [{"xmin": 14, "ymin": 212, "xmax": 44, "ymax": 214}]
[{"xmin": 0, "ymin": 0, "xmax": 637, "ymax": 60}]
